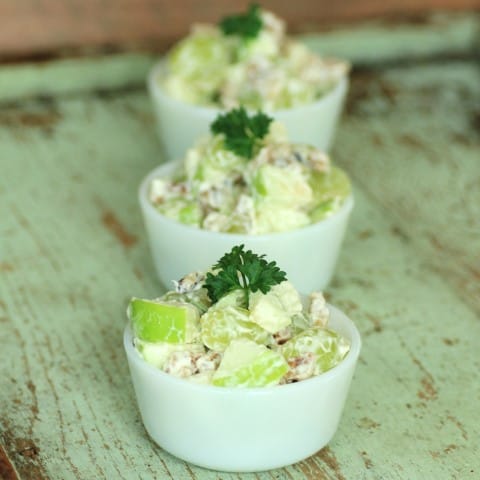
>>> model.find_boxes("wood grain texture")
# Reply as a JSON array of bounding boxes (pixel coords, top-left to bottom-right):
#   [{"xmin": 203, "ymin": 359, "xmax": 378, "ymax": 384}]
[
  {"xmin": 334, "ymin": 61, "xmax": 480, "ymax": 314},
  {"xmin": 0, "ymin": 0, "xmax": 479, "ymax": 58},
  {"xmin": 0, "ymin": 12, "xmax": 477, "ymax": 103},
  {"xmin": 1, "ymin": 15, "xmax": 479, "ymax": 480}
]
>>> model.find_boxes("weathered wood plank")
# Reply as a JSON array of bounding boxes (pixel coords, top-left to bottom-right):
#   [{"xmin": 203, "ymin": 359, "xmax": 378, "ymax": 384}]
[
  {"xmin": 0, "ymin": 53, "xmax": 156, "ymax": 103},
  {"xmin": 0, "ymin": 13, "xmax": 477, "ymax": 104},
  {"xmin": 1, "ymin": 16, "xmax": 479, "ymax": 480},
  {"xmin": 333, "ymin": 60, "xmax": 480, "ymax": 314},
  {"xmin": 0, "ymin": 1, "xmax": 479, "ymax": 57}
]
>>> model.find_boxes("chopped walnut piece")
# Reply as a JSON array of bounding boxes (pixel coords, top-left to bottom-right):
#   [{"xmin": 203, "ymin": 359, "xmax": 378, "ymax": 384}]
[
  {"xmin": 195, "ymin": 351, "xmax": 221, "ymax": 373},
  {"xmin": 285, "ymin": 353, "xmax": 316, "ymax": 382},
  {"xmin": 273, "ymin": 327, "xmax": 293, "ymax": 345},
  {"xmin": 173, "ymin": 272, "xmax": 205, "ymax": 293},
  {"xmin": 164, "ymin": 351, "xmax": 197, "ymax": 378},
  {"xmin": 309, "ymin": 292, "xmax": 329, "ymax": 327}
]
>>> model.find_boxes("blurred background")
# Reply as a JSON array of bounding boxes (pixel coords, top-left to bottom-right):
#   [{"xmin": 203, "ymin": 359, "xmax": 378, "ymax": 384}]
[{"xmin": 1, "ymin": 0, "xmax": 478, "ymax": 59}]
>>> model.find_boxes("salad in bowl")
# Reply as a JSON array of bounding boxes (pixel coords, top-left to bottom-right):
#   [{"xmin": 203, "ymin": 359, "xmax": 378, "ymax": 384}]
[
  {"xmin": 124, "ymin": 245, "xmax": 361, "ymax": 471},
  {"xmin": 139, "ymin": 108, "xmax": 354, "ymax": 292},
  {"xmin": 148, "ymin": 4, "xmax": 350, "ymax": 158}
]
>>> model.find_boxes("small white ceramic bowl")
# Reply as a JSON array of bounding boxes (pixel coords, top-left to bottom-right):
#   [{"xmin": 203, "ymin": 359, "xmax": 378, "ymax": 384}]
[
  {"xmin": 139, "ymin": 162, "xmax": 354, "ymax": 294},
  {"xmin": 147, "ymin": 60, "xmax": 349, "ymax": 160},
  {"xmin": 124, "ymin": 304, "xmax": 361, "ymax": 472}
]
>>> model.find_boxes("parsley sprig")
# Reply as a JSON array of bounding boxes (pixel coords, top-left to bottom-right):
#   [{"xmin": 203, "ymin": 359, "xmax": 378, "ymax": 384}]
[
  {"xmin": 205, "ymin": 245, "xmax": 287, "ymax": 305},
  {"xmin": 219, "ymin": 4, "xmax": 263, "ymax": 39},
  {"xmin": 210, "ymin": 107, "xmax": 273, "ymax": 159}
]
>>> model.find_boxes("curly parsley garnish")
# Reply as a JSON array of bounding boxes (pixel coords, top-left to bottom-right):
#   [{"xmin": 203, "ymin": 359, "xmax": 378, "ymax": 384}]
[
  {"xmin": 219, "ymin": 4, "xmax": 263, "ymax": 39},
  {"xmin": 210, "ymin": 107, "xmax": 273, "ymax": 158},
  {"xmin": 205, "ymin": 245, "xmax": 287, "ymax": 305}
]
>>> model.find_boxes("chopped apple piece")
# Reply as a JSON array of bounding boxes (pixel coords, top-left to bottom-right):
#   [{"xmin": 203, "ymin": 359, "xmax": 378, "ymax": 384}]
[
  {"xmin": 281, "ymin": 327, "xmax": 350, "ymax": 376},
  {"xmin": 213, "ymin": 339, "xmax": 288, "ymax": 387},
  {"xmin": 128, "ymin": 298, "xmax": 200, "ymax": 343},
  {"xmin": 135, "ymin": 339, "xmax": 204, "ymax": 369},
  {"xmin": 201, "ymin": 306, "xmax": 271, "ymax": 352},
  {"xmin": 249, "ymin": 281, "xmax": 302, "ymax": 333}
]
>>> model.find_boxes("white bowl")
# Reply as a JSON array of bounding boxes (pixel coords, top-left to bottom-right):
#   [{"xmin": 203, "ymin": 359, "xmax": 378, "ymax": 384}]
[
  {"xmin": 124, "ymin": 304, "xmax": 361, "ymax": 472},
  {"xmin": 147, "ymin": 60, "xmax": 349, "ymax": 160},
  {"xmin": 139, "ymin": 162, "xmax": 354, "ymax": 294}
]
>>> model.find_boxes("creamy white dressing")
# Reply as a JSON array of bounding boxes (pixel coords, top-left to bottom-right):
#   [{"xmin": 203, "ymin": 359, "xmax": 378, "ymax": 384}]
[
  {"xmin": 162, "ymin": 8, "xmax": 349, "ymax": 110},
  {"xmin": 149, "ymin": 124, "xmax": 351, "ymax": 234},
  {"xmin": 131, "ymin": 275, "xmax": 350, "ymax": 386}
]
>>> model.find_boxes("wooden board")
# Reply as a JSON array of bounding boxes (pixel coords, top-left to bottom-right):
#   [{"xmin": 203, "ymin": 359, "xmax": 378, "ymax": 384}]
[
  {"xmin": 1, "ymin": 0, "xmax": 479, "ymax": 58},
  {"xmin": 0, "ymin": 13, "xmax": 479, "ymax": 480}
]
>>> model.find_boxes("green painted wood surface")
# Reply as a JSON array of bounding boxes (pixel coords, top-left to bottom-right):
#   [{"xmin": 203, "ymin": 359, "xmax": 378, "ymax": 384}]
[{"xmin": 1, "ymin": 14, "xmax": 479, "ymax": 480}]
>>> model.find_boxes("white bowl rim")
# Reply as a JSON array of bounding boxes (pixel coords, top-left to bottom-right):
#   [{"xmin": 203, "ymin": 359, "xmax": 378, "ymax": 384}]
[
  {"xmin": 123, "ymin": 303, "xmax": 361, "ymax": 396},
  {"xmin": 139, "ymin": 161, "xmax": 354, "ymax": 241},
  {"xmin": 147, "ymin": 58, "xmax": 349, "ymax": 116}
]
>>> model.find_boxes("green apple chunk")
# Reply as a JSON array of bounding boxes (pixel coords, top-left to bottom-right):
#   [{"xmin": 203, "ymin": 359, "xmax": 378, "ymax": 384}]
[
  {"xmin": 309, "ymin": 198, "xmax": 338, "ymax": 223},
  {"xmin": 211, "ymin": 289, "xmax": 247, "ymax": 310},
  {"xmin": 309, "ymin": 166, "xmax": 351, "ymax": 221},
  {"xmin": 168, "ymin": 31, "xmax": 230, "ymax": 79},
  {"xmin": 253, "ymin": 164, "xmax": 313, "ymax": 209},
  {"xmin": 281, "ymin": 327, "xmax": 350, "ymax": 374},
  {"xmin": 157, "ymin": 198, "xmax": 201, "ymax": 227},
  {"xmin": 161, "ymin": 288, "xmax": 212, "ymax": 315},
  {"xmin": 185, "ymin": 135, "xmax": 245, "ymax": 186},
  {"xmin": 128, "ymin": 298, "xmax": 200, "ymax": 343},
  {"xmin": 310, "ymin": 166, "xmax": 351, "ymax": 203},
  {"xmin": 254, "ymin": 202, "xmax": 310, "ymax": 234},
  {"xmin": 201, "ymin": 305, "xmax": 272, "ymax": 352},
  {"xmin": 135, "ymin": 339, "xmax": 204, "ymax": 369},
  {"xmin": 212, "ymin": 339, "xmax": 288, "ymax": 387},
  {"xmin": 249, "ymin": 281, "xmax": 302, "ymax": 333}
]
